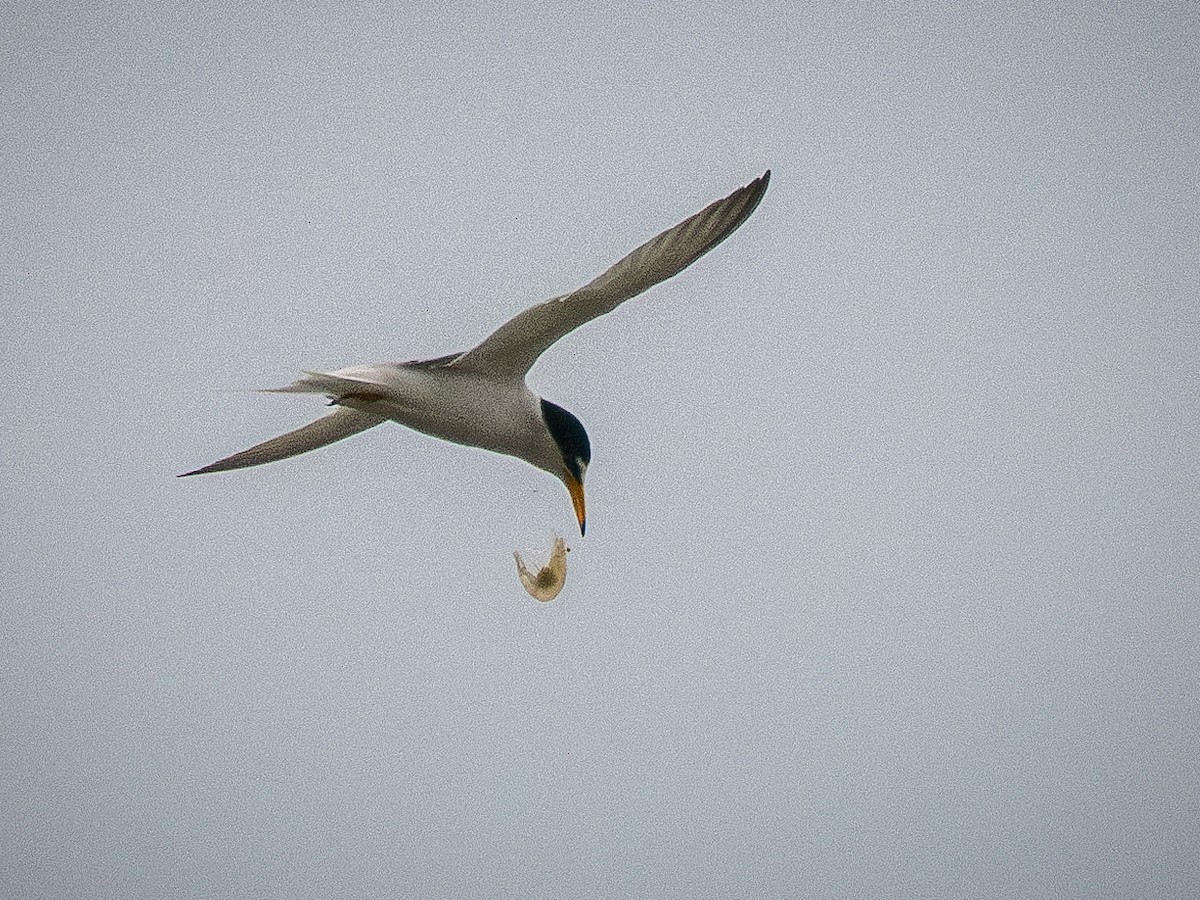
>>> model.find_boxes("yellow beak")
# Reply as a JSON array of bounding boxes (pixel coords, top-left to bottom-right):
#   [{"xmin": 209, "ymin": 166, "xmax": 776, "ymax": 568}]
[{"xmin": 565, "ymin": 471, "xmax": 587, "ymax": 536}]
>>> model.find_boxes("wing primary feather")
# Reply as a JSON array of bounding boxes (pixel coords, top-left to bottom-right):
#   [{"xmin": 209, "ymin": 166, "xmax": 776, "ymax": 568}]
[
  {"xmin": 453, "ymin": 170, "xmax": 770, "ymax": 377},
  {"xmin": 179, "ymin": 407, "xmax": 383, "ymax": 476}
]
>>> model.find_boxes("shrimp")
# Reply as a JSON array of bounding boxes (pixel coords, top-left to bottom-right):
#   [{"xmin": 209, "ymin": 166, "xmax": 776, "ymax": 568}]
[{"xmin": 514, "ymin": 535, "xmax": 569, "ymax": 602}]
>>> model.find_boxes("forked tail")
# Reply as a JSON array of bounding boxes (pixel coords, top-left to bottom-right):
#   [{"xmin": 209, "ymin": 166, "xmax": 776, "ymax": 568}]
[{"xmin": 261, "ymin": 370, "xmax": 387, "ymax": 402}]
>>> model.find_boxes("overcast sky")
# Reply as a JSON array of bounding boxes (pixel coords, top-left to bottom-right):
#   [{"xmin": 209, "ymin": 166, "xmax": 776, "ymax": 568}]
[{"xmin": 4, "ymin": 2, "xmax": 1198, "ymax": 897}]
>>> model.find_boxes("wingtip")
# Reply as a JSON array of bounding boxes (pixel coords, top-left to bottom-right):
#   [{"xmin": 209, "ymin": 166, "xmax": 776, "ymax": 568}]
[
  {"xmin": 179, "ymin": 462, "xmax": 227, "ymax": 477},
  {"xmin": 732, "ymin": 170, "xmax": 771, "ymax": 221}
]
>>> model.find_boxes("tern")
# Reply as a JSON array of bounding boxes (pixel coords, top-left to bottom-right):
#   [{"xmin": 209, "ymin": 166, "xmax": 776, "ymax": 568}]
[{"xmin": 181, "ymin": 171, "xmax": 770, "ymax": 534}]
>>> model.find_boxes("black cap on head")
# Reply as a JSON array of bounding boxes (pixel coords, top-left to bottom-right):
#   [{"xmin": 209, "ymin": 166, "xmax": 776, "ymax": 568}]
[
  {"xmin": 541, "ymin": 399, "xmax": 590, "ymax": 534},
  {"xmin": 540, "ymin": 399, "xmax": 591, "ymax": 480}
]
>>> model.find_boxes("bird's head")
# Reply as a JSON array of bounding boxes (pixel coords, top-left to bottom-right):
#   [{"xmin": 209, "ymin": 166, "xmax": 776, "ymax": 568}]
[{"xmin": 540, "ymin": 399, "xmax": 591, "ymax": 535}]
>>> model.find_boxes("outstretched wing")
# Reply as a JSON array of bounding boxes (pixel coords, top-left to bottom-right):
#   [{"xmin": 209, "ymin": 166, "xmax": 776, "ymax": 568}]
[
  {"xmin": 179, "ymin": 407, "xmax": 384, "ymax": 476},
  {"xmin": 452, "ymin": 170, "xmax": 770, "ymax": 378}
]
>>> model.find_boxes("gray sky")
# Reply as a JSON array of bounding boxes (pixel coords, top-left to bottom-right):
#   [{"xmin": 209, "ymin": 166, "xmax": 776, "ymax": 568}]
[{"xmin": 4, "ymin": 2, "xmax": 1198, "ymax": 897}]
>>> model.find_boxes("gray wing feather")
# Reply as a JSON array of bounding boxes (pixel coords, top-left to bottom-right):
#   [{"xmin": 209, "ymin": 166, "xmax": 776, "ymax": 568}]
[
  {"xmin": 452, "ymin": 171, "xmax": 770, "ymax": 378},
  {"xmin": 180, "ymin": 407, "xmax": 384, "ymax": 476}
]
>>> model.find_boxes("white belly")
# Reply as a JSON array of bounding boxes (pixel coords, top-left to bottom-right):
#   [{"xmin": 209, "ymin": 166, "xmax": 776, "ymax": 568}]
[{"xmin": 329, "ymin": 363, "xmax": 555, "ymax": 470}]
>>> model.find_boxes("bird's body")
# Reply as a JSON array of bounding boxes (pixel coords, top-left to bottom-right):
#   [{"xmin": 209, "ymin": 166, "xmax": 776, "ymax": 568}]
[
  {"xmin": 182, "ymin": 171, "xmax": 771, "ymax": 533},
  {"xmin": 272, "ymin": 362, "xmax": 561, "ymax": 473}
]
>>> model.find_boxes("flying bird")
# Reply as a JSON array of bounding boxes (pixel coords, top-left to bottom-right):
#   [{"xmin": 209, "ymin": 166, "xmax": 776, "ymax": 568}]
[{"xmin": 181, "ymin": 171, "xmax": 771, "ymax": 534}]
